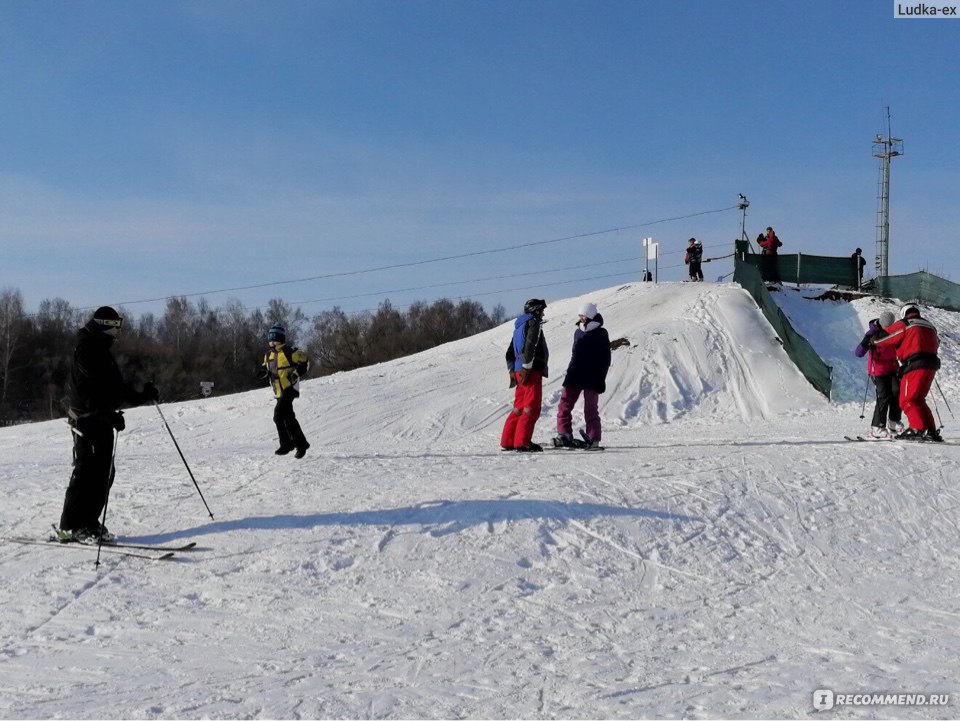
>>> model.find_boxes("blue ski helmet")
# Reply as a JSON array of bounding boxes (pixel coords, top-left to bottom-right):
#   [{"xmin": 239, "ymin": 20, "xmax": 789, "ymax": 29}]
[{"xmin": 267, "ymin": 322, "xmax": 286, "ymax": 342}]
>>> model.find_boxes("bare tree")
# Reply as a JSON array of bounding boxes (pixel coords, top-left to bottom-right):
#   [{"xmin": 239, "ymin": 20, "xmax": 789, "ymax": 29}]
[{"xmin": 0, "ymin": 288, "xmax": 25, "ymax": 406}]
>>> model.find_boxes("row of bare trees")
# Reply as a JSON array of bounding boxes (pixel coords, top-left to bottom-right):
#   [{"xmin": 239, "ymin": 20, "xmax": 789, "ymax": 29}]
[{"xmin": 0, "ymin": 288, "xmax": 505, "ymax": 424}]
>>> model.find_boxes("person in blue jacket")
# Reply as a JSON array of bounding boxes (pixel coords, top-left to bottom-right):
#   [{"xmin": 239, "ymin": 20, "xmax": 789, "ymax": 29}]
[
  {"xmin": 501, "ymin": 299, "xmax": 549, "ymax": 452},
  {"xmin": 554, "ymin": 302, "xmax": 611, "ymax": 449}
]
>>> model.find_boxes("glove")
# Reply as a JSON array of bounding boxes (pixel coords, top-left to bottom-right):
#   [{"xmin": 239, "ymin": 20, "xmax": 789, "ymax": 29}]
[
  {"xmin": 141, "ymin": 382, "xmax": 160, "ymax": 403},
  {"xmin": 256, "ymin": 367, "xmax": 269, "ymax": 381},
  {"xmin": 112, "ymin": 411, "xmax": 126, "ymax": 432},
  {"xmin": 610, "ymin": 337, "xmax": 630, "ymax": 350},
  {"xmin": 516, "ymin": 368, "xmax": 529, "ymax": 385},
  {"xmin": 509, "ymin": 371, "xmax": 517, "ymax": 389}
]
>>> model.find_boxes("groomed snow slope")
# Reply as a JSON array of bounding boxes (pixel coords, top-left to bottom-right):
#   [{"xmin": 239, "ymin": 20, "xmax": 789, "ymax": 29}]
[{"xmin": 1, "ymin": 282, "xmax": 958, "ymax": 720}]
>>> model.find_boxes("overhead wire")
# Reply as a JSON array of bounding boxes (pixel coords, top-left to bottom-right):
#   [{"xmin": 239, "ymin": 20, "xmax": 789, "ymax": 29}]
[{"xmin": 80, "ymin": 204, "xmax": 739, "ymax": 311}]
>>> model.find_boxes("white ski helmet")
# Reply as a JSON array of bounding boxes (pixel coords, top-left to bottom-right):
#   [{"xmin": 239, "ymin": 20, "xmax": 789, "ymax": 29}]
[{"xmin": 899, "ymin": 303, "xmax": 920, "ymax": 320}]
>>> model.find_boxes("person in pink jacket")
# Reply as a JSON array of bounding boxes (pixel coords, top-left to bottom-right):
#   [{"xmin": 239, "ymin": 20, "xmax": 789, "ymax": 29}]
[{"xmin": 854, "ymin": 310, "xmax": 902, "ymax": 438}]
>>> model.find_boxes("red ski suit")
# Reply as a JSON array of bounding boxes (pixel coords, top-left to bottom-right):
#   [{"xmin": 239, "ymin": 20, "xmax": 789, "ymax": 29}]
[{"xmin": 874, "ymin": 316, "xmax": 940, "ymax": 432}]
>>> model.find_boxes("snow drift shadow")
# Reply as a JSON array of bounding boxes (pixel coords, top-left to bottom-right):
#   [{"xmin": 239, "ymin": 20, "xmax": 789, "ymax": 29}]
[{"xmin": 127, "ymin": 498, "xmax": 701, "ymax": 544}]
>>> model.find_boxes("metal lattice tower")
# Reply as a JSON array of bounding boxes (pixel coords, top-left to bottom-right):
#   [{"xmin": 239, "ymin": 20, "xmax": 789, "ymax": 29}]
[{"xmin": 872, "ymin": 107, "xmax": 903, "ymax": 278}]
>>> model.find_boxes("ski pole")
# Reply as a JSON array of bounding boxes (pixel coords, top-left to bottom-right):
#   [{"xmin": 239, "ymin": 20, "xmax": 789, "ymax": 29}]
[
  {"xmin": 935, "ymin": 378, "xmax": 954, "ymax": 419},
  {"xmin": 859, "ymin": 372, "xmax": 870, "ymax": 419},
  {"xmin": 95, "ymin": 428, "xmax": 119, "ymax": 568},
  {"xmin": 931, "ymin": 389, "xmax": 943, "ymax": 431},
  {"xmin": 154, "ymin": 401, "xmax": 215, "ymax": 520}
]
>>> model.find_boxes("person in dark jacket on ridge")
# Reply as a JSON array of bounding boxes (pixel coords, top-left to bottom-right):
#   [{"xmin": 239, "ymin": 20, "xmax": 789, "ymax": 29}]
[
  {"xmin": 854, "ymin": 310, "xmax": 902, "ymax": 438},
  {"xmin": 554, "ymin": 302, "xmax": 611, "ymax": 449},
  {"xmin": 872, "ymin": 303, "xmax": 942, "ymax": 441},
  {"xmin": 852, "ymin": 247, "xmax": 867, "ymax": 288},
  {"xmin": 501, "ymin": 299, "xmax": 549, "ymax": 452},
  {"xmin": 57, "ymin": 306, "xmax": 160, "ymax": 543},
  {"xmin": 685, "ymin": 238, "xmax": 704, "ymax": 282}
]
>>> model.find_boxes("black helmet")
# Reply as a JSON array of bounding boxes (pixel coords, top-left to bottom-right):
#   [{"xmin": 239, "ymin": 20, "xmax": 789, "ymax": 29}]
[
  {"xmin": 523, "ymin": 298, "xmax": 547, "ymax": 316},
  {"xmin": 91, "ymin": 306, "xmax": 123, "ymax": 333}
]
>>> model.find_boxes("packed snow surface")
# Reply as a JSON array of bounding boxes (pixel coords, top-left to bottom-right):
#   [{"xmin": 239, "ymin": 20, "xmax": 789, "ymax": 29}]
[{"xmin": 1, "ymin": 282, "xmax": 958, "ymax": 719}]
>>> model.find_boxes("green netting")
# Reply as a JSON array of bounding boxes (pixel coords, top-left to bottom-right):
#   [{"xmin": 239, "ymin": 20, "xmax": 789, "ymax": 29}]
[
  {"xmin": 871, "ymin": 271, "xmax": 960, "ymax": 312},
  {"xmin": 737, "ymin": 252, "xmax": 859, "ymax": 286},
  {"xmin": 733, "ymin": 258, "xmax": 833, "ymax": 397}
]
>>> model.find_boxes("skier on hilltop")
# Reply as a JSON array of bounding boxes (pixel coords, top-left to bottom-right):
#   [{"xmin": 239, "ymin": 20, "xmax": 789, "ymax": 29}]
[
  {"xmin": 758, "ymin": 226, "xmax": 782, "ymax": 283},
  {"xmin": 56, "ymin": 306, "xmax": 160, "ymax": 543},
  {"xmin": 872, "ymin": 304, "xmax": 942, "ymax": 442},
  {"xmin": 684, "ymin": 238, "xmax": 704, "ymax": 282},
  {"xmin": 501, "ymin": 299, "xmax": 549, "ymax": 452}
]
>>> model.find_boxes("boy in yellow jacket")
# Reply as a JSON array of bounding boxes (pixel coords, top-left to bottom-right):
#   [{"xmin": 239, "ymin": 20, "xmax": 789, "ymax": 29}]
[{"xmin": 261, "ymin": 323, "xmax": 310, "ymax": 458}]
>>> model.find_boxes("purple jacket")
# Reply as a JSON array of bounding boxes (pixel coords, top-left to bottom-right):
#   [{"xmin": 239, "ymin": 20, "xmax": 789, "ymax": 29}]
[{"xmin": 855, "ymin": 320, "xmax": 899, "ymax": 377}]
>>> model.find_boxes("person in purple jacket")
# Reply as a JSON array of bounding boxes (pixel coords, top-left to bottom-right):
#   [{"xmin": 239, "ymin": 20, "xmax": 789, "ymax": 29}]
[
  {"xmin": 554, "ymin": 302, "xmax": 612, "ymax": 449},
  {"xmin": 855, "ymin": 310, "xmax": 903, "ymax": 438}
]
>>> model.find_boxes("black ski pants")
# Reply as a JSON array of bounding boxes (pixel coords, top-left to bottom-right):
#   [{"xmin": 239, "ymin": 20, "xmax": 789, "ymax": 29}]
[
  {"xmin": 688, "ymin": 260, "xmax": 703, "ymax": 281},
  {"xmin": 871, "ymin": 373, "xmax": 902, "ymax": 429},
  {"xmin": 761, "ymin": 253, "xmax": 781, "ymax": 283},
  {"xmin": 59, "ymin": 415, "xmax": 116, "ymax": 532},
  {"xmin": 274, "ymin": 387, "xmax": 308, "ymax": 451}
]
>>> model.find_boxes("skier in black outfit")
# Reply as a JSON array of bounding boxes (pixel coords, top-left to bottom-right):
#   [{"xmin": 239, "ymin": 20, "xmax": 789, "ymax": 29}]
[{"xmin": 57, "ymin": 306, "xmax": 160, "ymax": 542}]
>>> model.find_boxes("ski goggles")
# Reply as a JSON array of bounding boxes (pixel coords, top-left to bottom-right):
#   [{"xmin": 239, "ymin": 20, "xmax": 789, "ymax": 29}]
[{"xmin": 94, "ymin": 317, "xmax": 123, "ymax": 330}]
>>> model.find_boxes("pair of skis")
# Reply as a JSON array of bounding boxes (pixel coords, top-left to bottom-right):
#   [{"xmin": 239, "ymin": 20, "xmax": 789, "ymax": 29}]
[
  {"xmin": 844, "ymin": 435, "xmax": 955, "ymax": 445},
  {"xmin": 4, "ymin": 533, "xmax": 201, "ymax": 562}
]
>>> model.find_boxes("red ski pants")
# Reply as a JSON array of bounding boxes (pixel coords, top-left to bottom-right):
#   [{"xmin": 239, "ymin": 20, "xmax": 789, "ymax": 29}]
[
  {"xmin": 501, "ymin": 371, "xmax": 542, "ymax": 448},
  {"xmin": 900, "ymin": 368, "xmax": 937, "ymax": 432}
]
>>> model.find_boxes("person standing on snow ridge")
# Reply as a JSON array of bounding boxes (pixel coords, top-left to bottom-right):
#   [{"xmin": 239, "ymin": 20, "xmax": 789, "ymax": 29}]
[
  {"xmin": 758, "ymin": 226, "xmax": 783, "ymax": 283},
  {"xmin": 554, "ymin": 302, "xmax": 612, "ymax": 449},
  {"xmin": 852, "ymin": 247, "xmax": 867, "ymax": 289},
  {"xmin": 854, "ymin": 310, "xmax": 903, "ymax": 438},
  {"xmin": 501, "ymin": 299, "xmax": 549, "ymax": 452},
  {"xmin": 260, "ymin": 322, "xmax": 311, "ymax": 458},
  {"xmin": 685, "ymin": 238, "xmax": 704, "ymax": 282},
  {"xmin": 57, "ymin": 306, "xmax": 161, "ymax": 543},
  {"xmin": 872, "ymin": 303, "xmax": 942, "ymax": 442}
]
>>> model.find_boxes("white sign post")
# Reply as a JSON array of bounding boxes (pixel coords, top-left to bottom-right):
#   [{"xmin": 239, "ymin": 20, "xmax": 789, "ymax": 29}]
[
  {"xmin": 200, "ymin": 381, "xmax": 215, "ymax": 398},
  {"xmin": 642, "ymin": 237, "xmax": 659, "ymax": 282}
]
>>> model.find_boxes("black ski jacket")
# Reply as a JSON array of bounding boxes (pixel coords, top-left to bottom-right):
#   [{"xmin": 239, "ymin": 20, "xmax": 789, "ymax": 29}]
[{"xmin": 69, "ymin": 322, "xmax": 145, "ymax": 417}]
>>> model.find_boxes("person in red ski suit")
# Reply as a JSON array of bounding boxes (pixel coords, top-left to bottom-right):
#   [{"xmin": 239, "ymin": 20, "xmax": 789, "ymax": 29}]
[
  {"xmin": 854, "ymin": 310, "xmax": 902, "ymax": 438},
  {"xmin": 872, "ymin": 304, "xmax": 942, "ymax": 442},
  {"xmin": 758, "ymin": 226, "xmax": 782, "ymax": 283},
  {"xmin": 501, "ymin": 299, "xmax": 549, "ymax": 452}
]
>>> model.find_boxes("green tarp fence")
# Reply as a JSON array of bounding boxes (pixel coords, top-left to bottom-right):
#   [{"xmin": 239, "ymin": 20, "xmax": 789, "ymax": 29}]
[
  {"xmin": 737, "ymin": 251, "xmax": 859, "ymax": 287},
  {"xmin": 871, "ymin": 271, "xmax": 960, "ymax": 312},
  {"xmin": 733, "ymin": 257, "xmax": 833, "ymax": 398}
]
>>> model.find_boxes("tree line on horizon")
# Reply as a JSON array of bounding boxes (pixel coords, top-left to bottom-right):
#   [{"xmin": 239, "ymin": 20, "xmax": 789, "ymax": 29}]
[{"xmin": 0, "ymin": 288, "xmax": 506, "ymax": 424}]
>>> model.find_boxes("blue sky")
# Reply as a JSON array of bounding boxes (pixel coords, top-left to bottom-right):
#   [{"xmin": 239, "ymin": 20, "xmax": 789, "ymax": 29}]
[{"xmin": 2, "ymin": 0, "xmax": 958, "ymax": 321}]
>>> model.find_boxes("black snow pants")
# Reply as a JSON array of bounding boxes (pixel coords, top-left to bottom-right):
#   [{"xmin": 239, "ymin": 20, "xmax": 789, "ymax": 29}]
[
  {"xmin": 59, "ymin": 415, "xmax": 116, "ymax": 532},
  {"xmin": 871, "ymin": 373, "xmax": 902, "ymax": 429},
  {"xmin": 274, "ymin": 387, "xmax": 308, "ymax": 451}
]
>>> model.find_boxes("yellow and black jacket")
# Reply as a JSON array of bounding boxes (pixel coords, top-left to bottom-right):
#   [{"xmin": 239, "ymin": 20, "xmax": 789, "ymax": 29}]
[{"xmin": 262, "ymin": 343, "xmax": 309, "ymax": 398}]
